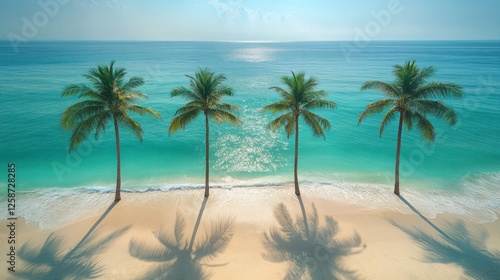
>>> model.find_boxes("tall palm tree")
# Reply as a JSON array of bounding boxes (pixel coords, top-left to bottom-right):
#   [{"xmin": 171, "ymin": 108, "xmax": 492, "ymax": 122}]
[
  {"xmin": 263, "ymin": 71, "xmax": 337, "ymax": 196},
  {"xmin": 359, "ymin": 61, "xmax": 463, "ymax": 195},
  {"xmin": 61, "ymin": 61, "xmax": 161, "ymax": 201},
  {"xmin": 169, "ymin": 68, "xmax": 241, "ymax": 197}
]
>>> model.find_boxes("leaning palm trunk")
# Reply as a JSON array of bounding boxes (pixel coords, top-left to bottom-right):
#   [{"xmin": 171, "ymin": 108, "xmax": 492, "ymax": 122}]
[
  {"xmin": 113, "ymin": 117, "xmax": 122, "ymax": 201},
  {"xmin": 294, "ymin": 115, "xmax": 300, "ymax": 196},
  {"xmin": 205, "ymin": 113, "xmax": 210, "ymax": 197},
  {"xmin": 394, "ymin": 111, "xmax": 404, "ymax": 196}
]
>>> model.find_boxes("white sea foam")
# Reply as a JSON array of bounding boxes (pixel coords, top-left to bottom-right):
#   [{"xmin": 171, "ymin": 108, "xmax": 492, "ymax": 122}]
[{"xmin": 1, "ymin": 172, "xmax": 498, "ymax": 230}]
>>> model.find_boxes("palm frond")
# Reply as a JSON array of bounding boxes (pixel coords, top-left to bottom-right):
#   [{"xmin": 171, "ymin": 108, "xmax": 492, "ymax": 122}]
[
  {"xmin": 411, "ymin": 100, "xmax": 458, "ymax": 126},
  {"xmin": 61, "ymin": 101, "xmax": 107, "ymax": 129},
  {"xmin": 358, "ymin": 99, "xmax": 395, "ymax": 125},
  {"xmin": 169, "ymin": 108, "xmax": 202, "ymax": 134},
  {"xmin": 121, "ymin": 91, "xmax": 148, "ymax": 102},
  {"xmin": 173, "ymin": 101, "xmax": 203, "ymax": 115},
  {"xmin": 62, "ymin": 84, "xmax": 86, "ymax": 97},
  {"xmin": 122, "ymin": 77, "xmax": 145, "ymax": 92},
  {"xmin": 68, "ymin": 111, "xmax": 110, "ymax": 151},
  {"xmin": 115, "ymin": 113, "xmax": 143, "ymax": 140},
  {"xmin": 412, "ymin": 111, "xmax": 436, "ymax": 142},
  {"xmin": 415, "ymin": 82, "xmax": 463, "ymax": 100},
  {"xmin": 403, "ymin": 108, "xmax": 413, "ymax": 131},
  {"xmin": 127, "ymin": 105, "xmax": 162, "ymax": 120},
  {"xmin": 378, "ymin": 107, "xmax": 398, "ymax": 136},
  {"xmin": 267, "ymin": 113, "xmax": 294, "ymax": 135},
  {"xmin": 269, "ymin": 86, "xmax": 294, "ymax": 101},
  {"xmin": 213, "ymin": 102, "xmax": 237, "ymax": 112},
  {"xmin": 262, "ymin": 100, "xmax": 294, "ymax": 113},
  {"xmin": 208, "ymin": 109, "xmax": 242, "ymax": 125},
  {"xmin": 301, "ymin": 110, "xmax": 331, "ymax": 138},
  {"xmin": 78, "ymin": 85, "xmax": 103, "ymax": 101},
  {"xmin": 171, "ymin": 87, "xmax": 201, "ymax": 102},
  {"xmin": 303, "ymin": 99, "xmax": 337, "ymax": 110},
  {"xmin": 361, "ymin": 81, "xmax": 400, "ymax": 97},
  {"xmin": 215, "ymin": 86, "xmax": 235, "ymax": 98}
]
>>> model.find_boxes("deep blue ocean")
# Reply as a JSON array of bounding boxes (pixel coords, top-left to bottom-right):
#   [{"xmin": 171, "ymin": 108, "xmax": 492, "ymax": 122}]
[{"xmin": 1, "ymin": 41, "xmax": 499, "ymax": 227}]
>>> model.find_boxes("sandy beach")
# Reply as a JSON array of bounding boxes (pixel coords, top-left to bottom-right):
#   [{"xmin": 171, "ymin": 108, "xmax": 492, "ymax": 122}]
[{"xmin": 2, "ymin": 185, "xmax": 499, "ymax": 280}]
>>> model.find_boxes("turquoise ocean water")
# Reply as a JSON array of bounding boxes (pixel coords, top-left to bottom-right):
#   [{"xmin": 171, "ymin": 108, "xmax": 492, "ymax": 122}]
[{"xmin": 1, "ymin": 41, "xmax": 499, "ymax": 227}]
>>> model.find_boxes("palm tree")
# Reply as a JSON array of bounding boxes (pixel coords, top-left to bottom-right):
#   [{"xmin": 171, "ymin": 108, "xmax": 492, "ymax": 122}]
[
  {"xmin": 61, "ymin": 61, "xmax": 161, "ymax": 201},
  {"xmin": 359, "ymin": 61, "xmax": 463, "ymax": 195},
  {"xmin": 263, "ymin": 71, "xmax": 337, "ymax": 195},
  {"xmin": 169, "ymin": 68, "xmax": 241, "ymax": 197}
]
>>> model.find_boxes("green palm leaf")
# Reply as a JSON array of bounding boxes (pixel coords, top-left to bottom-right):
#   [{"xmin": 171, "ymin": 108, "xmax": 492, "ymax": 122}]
[
  {"xmin": 267, "ymin": 113, "xmax": 294, "ymax": 135},
  {"xmin": 379, "ymin": 107, "xmax": 398, "ymax": 136},
  {"xmin": 358, "ymin": 99, "xmax": 395, "ymax": 125},
  {"xmin": 301, "ymin": 110, "xmax": 331, "ymax": 138},
  {"xmin": 412, "ymin": 111, "xmax": 436, "ymax": 141}
]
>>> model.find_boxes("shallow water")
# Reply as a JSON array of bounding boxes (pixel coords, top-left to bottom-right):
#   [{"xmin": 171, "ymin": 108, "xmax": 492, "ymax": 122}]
[{"xmin": 0, "ymin": 41, "xmax": 499, "ymax": 224}]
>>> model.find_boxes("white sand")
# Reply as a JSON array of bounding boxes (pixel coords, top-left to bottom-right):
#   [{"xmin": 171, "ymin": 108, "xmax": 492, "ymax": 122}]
[{"xmin": 2, "ymin": 186, "xmax": 499, "ymax": 279}]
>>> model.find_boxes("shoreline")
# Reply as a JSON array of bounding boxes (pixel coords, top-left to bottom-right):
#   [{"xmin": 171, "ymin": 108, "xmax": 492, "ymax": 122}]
[
  {"xmin": 3, "ymin": 179, "xmax": 499, "ymax": 231},
  {"xmin": 2, "ymin": 187, "xmax": 499, "ymax": 279}
]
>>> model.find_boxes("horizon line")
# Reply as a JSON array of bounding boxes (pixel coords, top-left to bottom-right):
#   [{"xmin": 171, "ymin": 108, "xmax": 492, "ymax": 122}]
[{"xmin": 1, "ymin": 39, "xmax": 500, "ymax": 43}]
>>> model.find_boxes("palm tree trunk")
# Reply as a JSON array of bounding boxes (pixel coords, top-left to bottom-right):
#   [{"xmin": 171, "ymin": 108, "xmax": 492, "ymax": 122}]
[
  {"xmin": 294, "ymin": 114, "xmax": 300, "ymax": 196},
  {"xmin": 113, "ymin": 117, "xmax": 121, "ymax": 201},
  {"xmin": 394, "ymin": 111, "xmax": 404, "ymax": 196},
  {"xmin": 204, "ymin": 113, "xmax": 210, "ymax": 197}
]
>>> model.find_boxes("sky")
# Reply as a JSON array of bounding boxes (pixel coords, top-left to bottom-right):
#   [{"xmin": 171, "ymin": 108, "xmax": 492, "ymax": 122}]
[{"xmin": 1, "ymin": 0, "xmax": 499, "ymax": 41}]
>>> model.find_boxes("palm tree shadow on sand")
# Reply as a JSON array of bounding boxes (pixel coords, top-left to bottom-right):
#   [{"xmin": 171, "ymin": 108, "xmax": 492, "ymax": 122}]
[
  {"xmin": 16, "ymin": 202, "xmax": 131, "ymax": 279},
  {"xmin": 390, "ymin": 196, "xmax": 500, "ymax": 280},
  {"xmin": 129, "ymin": 197, "xmax": 234, "ymax": 280},
  {"xmin": 263, "ymin": 197, "xmax": 365, "ymax": 280}
]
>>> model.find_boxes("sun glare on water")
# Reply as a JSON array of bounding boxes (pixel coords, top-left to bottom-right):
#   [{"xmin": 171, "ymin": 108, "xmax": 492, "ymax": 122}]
[{"xmin": 229, "ymin": 47, "xmax": 277, "ymax": 63}]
